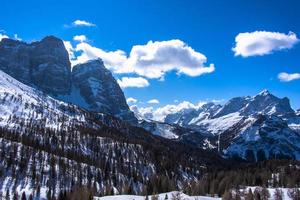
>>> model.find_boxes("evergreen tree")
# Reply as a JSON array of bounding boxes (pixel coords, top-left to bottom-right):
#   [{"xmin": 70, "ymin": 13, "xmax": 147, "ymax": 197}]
[
  {"xmin": 245, "ymin": 188, "xmax": 254, "ymax": 200},
  {"xmin": 5, "ymin": 189, "xmax": 10, "ymax": 200},
  {"xmin": 13, "ymin": 192, "xmax": 18, "ymax": 200},
  {"xmin": 28, "ymin": 194, "xmax": 34, "ymax": 200},
  {"xmin": 274, "ymin": 188, "xmax": 283, "ymax": 200},
  {"xmin": 222, "ymin": 190, "xmax": 232, "ymax": 200},
  {"xmin": 47, "ymin": 189, "xmax": 52, "ymax": 200},
  {"xmin": 164, "ymin": 194, "xmax": 168, "ymax": 200},
  {"xmin": 151, "ymin": 194, "xmax": 159, "ymax": 200},
  {"xmin": 260, "ymin": 187, "xmax": 270, "ymax": 200},
  {"xmin": 21, "ymin": 192, "xmax": 27, "ymax": 200},
  {"xmin": 253, "ymin": 187, "xmax": 261, "ymax": 200}
]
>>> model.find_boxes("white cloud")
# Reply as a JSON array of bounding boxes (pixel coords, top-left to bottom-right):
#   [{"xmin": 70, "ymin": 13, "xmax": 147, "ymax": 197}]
[
  {"xmin": 63, "ymin": 41, "xmax": 75, "ymax": 59},
  {"xmin": 130, "ymin": 105, "xmax": 154, "ymax": 120},
  {"xmin": 0, "ymin": 33, "xmax": 8, "ymax": 41},
  {"xmin": 126, "ymin": 40, "xmax": 215, "ymax": 78},
  {"xmin": 117, "ymin": 77, "xmax": 150, "ymax": 88},
  {"xmin": 73, "ymin": 20, "xmax": 96, "ymax": 27},
  {"xmin": 66, "ymin": 39, "xmax": 215, "ymax": 79},
  {"xmin": 278, "ymin": 72, "xmax": 300, "ymax": 82},
  {"xmin": 73, "ymin": 35, "xmax": 87, "ymax": 42},
  {"xmin": 211, "ymin": 99, "xmax": 225, "ymax": 104},
  {"xmin": 13, "ymin": 34, "xmax": 21, "ymax": 41},
  {"xmin": 147, "ymin": 99, "xmax": 160, "ymax": 104},
  {"xmin": 126, "ymin": 97, "xmax": 138, "ymax": 104},
  {"xmin": 131, "ymin": 100, "xmax": 206, "ymax": 122},
  {"xmin": 71, "ymin": 41, "xmax": 127, "ymax": 69},
  {"xmin": 233, "ymin": 31, "xmax": 299, "ymax": 57}
]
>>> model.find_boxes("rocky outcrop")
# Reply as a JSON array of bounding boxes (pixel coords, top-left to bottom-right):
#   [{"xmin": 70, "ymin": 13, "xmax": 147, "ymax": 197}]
[
  {"xmin": 71, "ymin": 59, "xmax": 137, "ymax": 123},
  {"xmin": 0, "ymin": 36, "xmax": 71, "ymax": 95},
  {"xmin": 30, "ymin": 36, "xmax": 71, "ymax": 95}
]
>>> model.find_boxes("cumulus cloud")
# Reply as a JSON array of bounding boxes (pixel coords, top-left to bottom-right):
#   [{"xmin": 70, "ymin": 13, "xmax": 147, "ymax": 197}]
[
  {"xmin": 63, "ymin": 41, "xmax": 75, "ymax": 59},
  {"xmin": 71, "ymin": 41, "xmax": 127, "ymax": 69},
  {"xmin": 117, "ymin": 77, "xmax": 150, "ymax": 88},
  {"xmin": 14, "ymin": 34, "xmax": 21, "ymax": 41},
  {"xmin": 0, "ymin": 33, "xmax": 8, "ymax": 41},
  {"xmin": 130, "ymin": 105, "xmax": 154, "ymax": 120},
  {"xmin": 72, "ymin": 20, "xmax": 96, "ymax": 27},
  {"xmin": 278, "ymin": 72, "xmax": 300, "ymax": 82},
  {"xmin": 65, "ymin": 38, "xmax": 215, "ymax": 79},
  {"xmin": 131, "ymin": 100, "xmax": 206, "ymax": 121},
  {"xmin": 126, "ymin": 40, "xmax": 215, "ymax": 78},
  {"xmin": 73, "ymin": 35, "xmax": 87, "ymax": 42},
  {"xmin": 233, "ymin": 31, "xmax": 299, "ymax": 57},
  {"xmin": 0, "ymin": 33, "xmax": 21, "ymax": 41},
  {"xmin": 126, "ymin": 97, "xmax": 138, "ymax": 104},
  {"xmin": 147, "ymin": 99, "xmax": 160, "ymax": 104}
]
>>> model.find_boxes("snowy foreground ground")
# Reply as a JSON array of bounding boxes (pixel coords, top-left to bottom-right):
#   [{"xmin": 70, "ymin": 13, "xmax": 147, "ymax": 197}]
[
  {"xmin": 95, "ymin": 191, "xmax": 221, "ymax": 200},
  {"xmin": 95, "ymin": 188, "xmax": 297, "ymax": 200}
]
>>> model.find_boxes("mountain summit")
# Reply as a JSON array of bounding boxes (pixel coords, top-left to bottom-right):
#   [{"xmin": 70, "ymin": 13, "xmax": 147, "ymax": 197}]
[{"xmin": 0, "ymin": 36, "xmax": 71, "ymax": 95}]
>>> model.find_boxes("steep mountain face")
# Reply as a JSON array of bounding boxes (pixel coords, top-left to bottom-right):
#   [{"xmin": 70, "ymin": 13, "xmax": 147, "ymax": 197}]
[
  {"xmin": 0, "ymin": 36, "xmax": 136, "ymax": 122},
  {"xmin": 0, "ymin": 36, "xmax": 71, "ymax": 95},
  {"xmin": 59, "ymin": 59, "xmax": 137, "ymax": 123},
  {"xmin": 0, "ymin": 69, "xmax": 223, "ymax": 198},
  {"xmin": 223, "ymin": 114, "xmax": 300, "ymax": 161}
]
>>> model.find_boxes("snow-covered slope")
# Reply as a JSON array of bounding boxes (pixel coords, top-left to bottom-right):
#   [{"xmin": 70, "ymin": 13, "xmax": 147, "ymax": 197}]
[
  {"xmin": 96, "ymin": 191, "xmax": 220, "ymax": 200},
  {"xmin": 223, "ymin": 115, "xmax": 300, "ymax": 160},
  {"xmin": 165, "ymin": 102, "xmax": 221, "ymax": 127},
  {"xmin": 0, "ymin": 69, "xmax": 89, "ymax": 132}
]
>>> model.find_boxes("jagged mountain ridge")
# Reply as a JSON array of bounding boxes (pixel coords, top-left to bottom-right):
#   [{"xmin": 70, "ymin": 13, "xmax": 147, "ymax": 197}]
[
  {"xmin": 137, "ymin": 90, "xmax": 300, "ymax": 161},
  {"xmin": 0, "ymin": 36, "xmax": 136, "ymax": 123}
]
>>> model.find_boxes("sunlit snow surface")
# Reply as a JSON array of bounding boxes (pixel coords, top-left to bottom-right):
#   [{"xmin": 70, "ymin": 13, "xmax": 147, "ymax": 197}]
[
  {"xmin": 96, "ymin": 188, "xmax": 300, "ymax": 200},
  {"xmin": 95, "ymin": 191, "xmax": 220, "ymax": 200},
  {"xmin": 0, "ymin": 70, "xmax": 87, "ymax": 131}
]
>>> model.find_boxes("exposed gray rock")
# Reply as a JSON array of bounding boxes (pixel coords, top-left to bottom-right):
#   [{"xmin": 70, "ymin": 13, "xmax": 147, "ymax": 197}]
[
  {"xmin": 0, "ymin": 36, "xmax": 71, "ymax": 95},
  {"xmin": 30, "ymin": 36, "xmax": 71, "ymax": 95},
  {"xmin": 70, "ymin": 59, "xmax": 137, "ymax": 123}
]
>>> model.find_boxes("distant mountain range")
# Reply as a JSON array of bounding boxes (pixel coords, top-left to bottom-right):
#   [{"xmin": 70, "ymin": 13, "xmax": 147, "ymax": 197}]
[{"xmin": 135, "ymin": 89, "xmax": 300, "ymax": 161}]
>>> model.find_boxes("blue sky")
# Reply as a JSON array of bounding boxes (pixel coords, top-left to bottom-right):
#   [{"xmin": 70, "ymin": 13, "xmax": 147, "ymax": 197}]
[{"xmin": 1, "ymin": 0, "xmax": 300, "ymax": 109}]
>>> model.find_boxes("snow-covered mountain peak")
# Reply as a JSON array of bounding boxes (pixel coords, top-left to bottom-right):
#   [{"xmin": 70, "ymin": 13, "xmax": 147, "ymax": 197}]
[{"xmin": 258, "ymin": 89, "xmax": 271, "ymax": 96}]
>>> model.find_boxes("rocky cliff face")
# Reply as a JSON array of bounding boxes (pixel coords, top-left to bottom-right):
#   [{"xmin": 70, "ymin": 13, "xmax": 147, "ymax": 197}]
[
  {"xmin": 0, "ymin": 36, "xmax": 136, "ymax": 123},
  {"xmin": 0, "ymin": 36, "xmax": 71, "ymax": 95},
  {"xmin": 70, "ymin": 59, "xmax": 137, "ymax": 123},
  {"xmin": 30, "ymin": 36, "xmax": 72, "ymax": 95}
]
